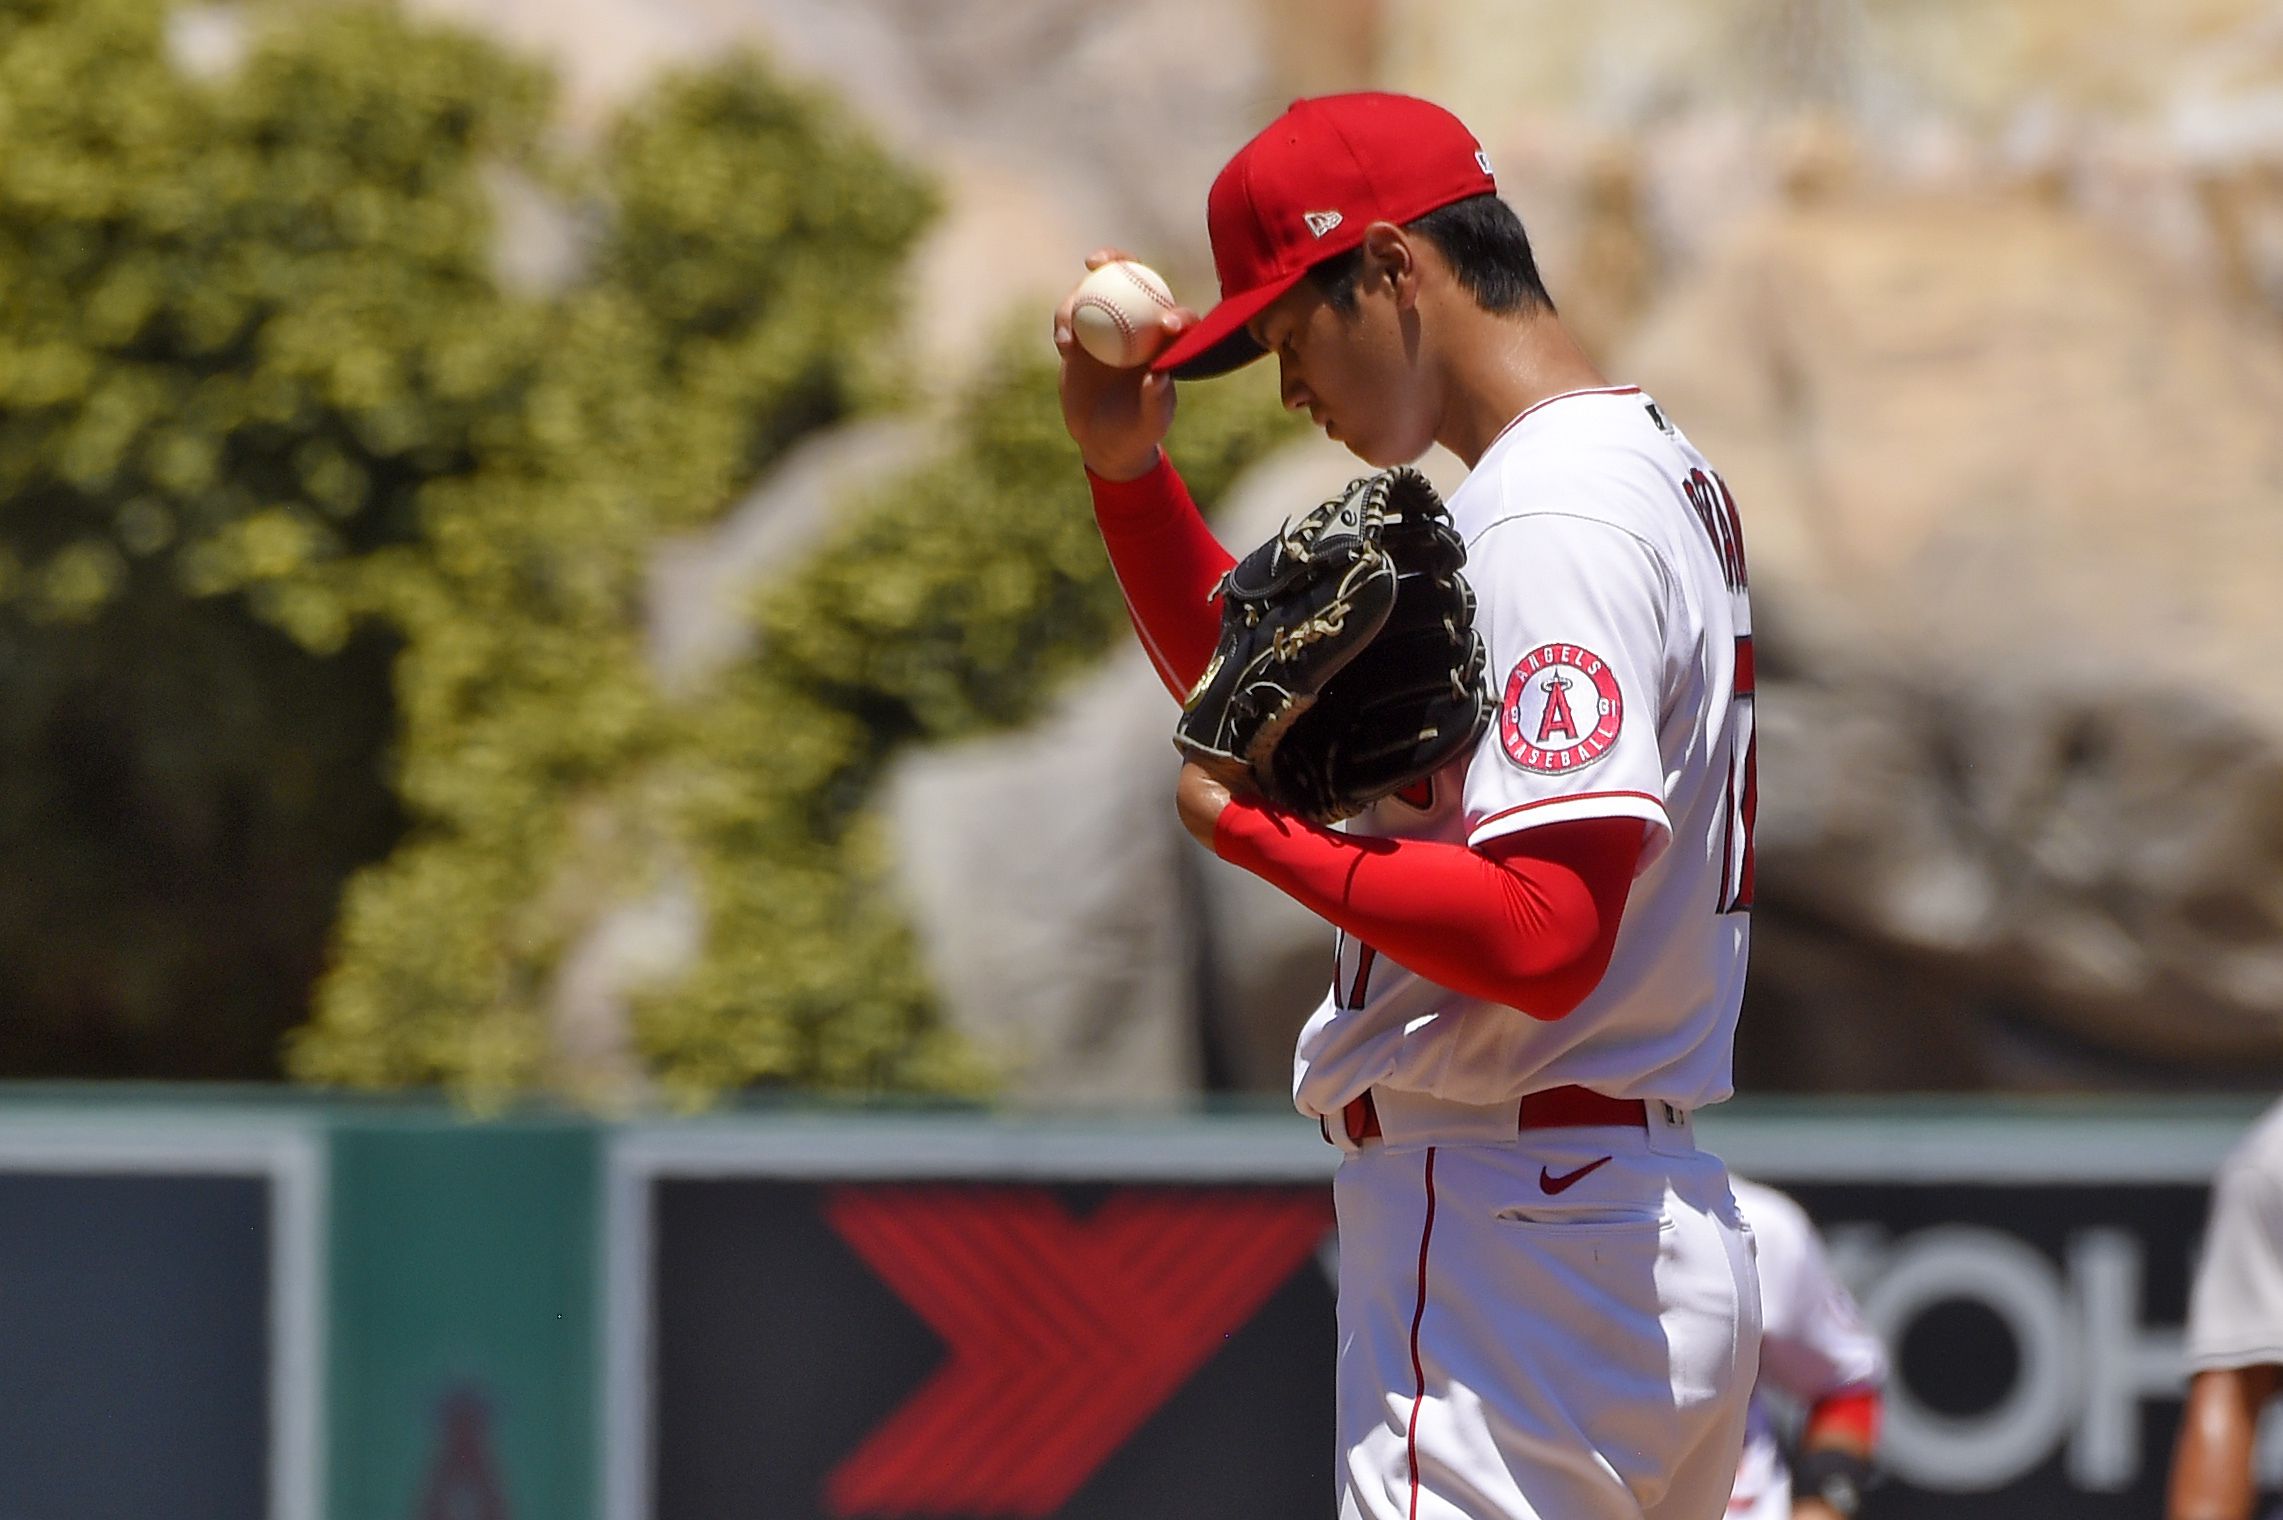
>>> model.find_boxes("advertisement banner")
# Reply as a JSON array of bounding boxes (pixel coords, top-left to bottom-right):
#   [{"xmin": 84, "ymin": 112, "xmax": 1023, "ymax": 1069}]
[
  {"xmin": 614, "ymin": 1107, "xmax": 2278, "ymax": 1520},
  {"xmin": 0, "ymin": 1117, "xmax": 321, "ymax": 1520},
  {"xmin": 650, "ymin": 1178, "xmax": 1336, "ymax": 1520},
  {"xmin": 327, "ymin": 1119, "xmax": 601, "ymax": 1520}
]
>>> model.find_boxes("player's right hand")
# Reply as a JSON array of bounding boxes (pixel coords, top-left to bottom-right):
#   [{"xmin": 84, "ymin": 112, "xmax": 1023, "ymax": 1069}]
[{"xmin": 1053, "ymin": 248, "xmax": 1196, "ymax": 483}]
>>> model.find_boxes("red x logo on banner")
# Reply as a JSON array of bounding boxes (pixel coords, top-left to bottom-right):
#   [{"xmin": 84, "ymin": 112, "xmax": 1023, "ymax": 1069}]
[{"xmin": 822, "ymin": 1186, "xmax": 1333, "ymax": 1518}]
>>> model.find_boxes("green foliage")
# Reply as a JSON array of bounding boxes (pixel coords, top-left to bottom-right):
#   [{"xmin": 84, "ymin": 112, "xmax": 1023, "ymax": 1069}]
[
  {"xmin": 0, "ymin": 594, "xmax": 403, "ymax": 1076},
  {"xmin": 291, "ymin": 41, "xmax": 939, "ymax": 1101},
  {"xmin": 0, "ymin": 0, "xmax": 930, "ymax": 1084},
  {"xmin": 0, "ymin": 0, "xmax": 545, "ymax": 616},
  {"xmin": 645, "ymin": 340, "xmax": 1293, "ymax": 1100},
  {"xmin": 0, "ymin": 0, "xmax": 1291, "ymax": 1099},
  {"xmin": 759, "ymin": 343, "xmax": 1285, "ymax": 759},
  {"xmin": 0, "ymin": 0, "xmax": 542, "ymax": 1073}
]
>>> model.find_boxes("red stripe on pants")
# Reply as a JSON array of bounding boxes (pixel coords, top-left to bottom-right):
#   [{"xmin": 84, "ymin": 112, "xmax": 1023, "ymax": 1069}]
[{"xmin": 1406, "ymin": 1148, "xmax": 1439, "ymax": 1520}]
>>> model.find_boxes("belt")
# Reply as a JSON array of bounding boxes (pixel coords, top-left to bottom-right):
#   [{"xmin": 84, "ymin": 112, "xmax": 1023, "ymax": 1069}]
[{"xmin": 1342, "ymin": 1085, "xmax": 1648, "ymax": 1145}]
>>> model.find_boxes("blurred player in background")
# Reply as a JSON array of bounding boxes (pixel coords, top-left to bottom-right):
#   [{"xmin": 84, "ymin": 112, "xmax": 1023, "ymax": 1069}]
[
  {"xmin": 2169, "ymin": 1099, "xmax": 2283, "ymax": 1520},
  {"xmin": 1728, "ymin": 1178, "xmax": 1887, "ymax": 1520}
]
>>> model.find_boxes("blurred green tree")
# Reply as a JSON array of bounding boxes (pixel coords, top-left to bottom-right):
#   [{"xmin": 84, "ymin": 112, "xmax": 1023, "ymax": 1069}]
[
  {"xmin": 277, "ymin": 34, "xmax": 947, "ymax": 1101},
  {"xmin": 300, "ymin": 323, "xmax": 1292, "ymax": 1105},
  {"xmin": 640, "ymin": 340, "xmax": 1293, "ymax": 1102},
  {"xmin": 0, "ymin": 0, "xmax": 551, "ymax": 1074},
  {"xmin": 0, "ymin": 0, "xmax": 1292, "ymax": 1098}
]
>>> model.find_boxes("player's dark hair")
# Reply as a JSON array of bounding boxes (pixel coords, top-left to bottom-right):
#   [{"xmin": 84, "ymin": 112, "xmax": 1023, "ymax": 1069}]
[{"xmin": 1308, "ymin": 194, "xmax": 1554, "ymax": 317}]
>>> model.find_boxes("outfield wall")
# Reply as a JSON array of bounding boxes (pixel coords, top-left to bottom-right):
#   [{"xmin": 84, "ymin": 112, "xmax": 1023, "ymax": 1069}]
[{"xmin": 0, "ymin": 1093, "xmax": 2272, "ymax": 1519}]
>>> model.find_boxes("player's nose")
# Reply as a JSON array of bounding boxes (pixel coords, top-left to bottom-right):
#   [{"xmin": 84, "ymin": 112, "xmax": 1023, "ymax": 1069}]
[{"xmin": 1277, "ymin": 357, "xmax": 1311, "ymax": 413}]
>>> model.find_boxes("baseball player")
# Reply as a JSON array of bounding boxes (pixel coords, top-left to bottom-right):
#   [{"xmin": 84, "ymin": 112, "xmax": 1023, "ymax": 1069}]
[
  {"xmin": 2168, "ymin": 1098, "xmax": 2283, "ymax": 1520},
  {"xmin": 1054, "ymin": 92, "xmax": 1761, "ymax": 1519},
  {"xmin": 1727, "ymin": 1178, "xmax": 1887, "ymax": 1520}
]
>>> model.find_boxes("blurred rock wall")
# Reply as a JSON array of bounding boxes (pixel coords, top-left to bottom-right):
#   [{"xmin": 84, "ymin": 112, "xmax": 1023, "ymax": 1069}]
[
  {"xmin": 1629, "ymin": 187, "xmax": 2283, "ymax": 1090},
  {"xmin": 423, "ymin": 0, "xmax": 2283, "ymax": 1094}
]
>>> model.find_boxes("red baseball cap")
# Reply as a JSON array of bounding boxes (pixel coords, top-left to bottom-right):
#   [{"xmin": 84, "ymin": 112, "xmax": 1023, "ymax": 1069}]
[{"xmin": 1153, "ymin": 92, "xmax": 1498, "ymax": 380}]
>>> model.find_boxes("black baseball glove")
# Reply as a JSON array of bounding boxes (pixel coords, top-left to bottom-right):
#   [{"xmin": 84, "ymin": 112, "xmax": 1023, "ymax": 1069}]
[{"xmin": 1174, "ymin": 467, "xmax": 1493, "ymax": 824}]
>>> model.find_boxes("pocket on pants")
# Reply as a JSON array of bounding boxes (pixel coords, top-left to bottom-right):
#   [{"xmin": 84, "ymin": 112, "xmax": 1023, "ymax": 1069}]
[{"xmin": 1493, "ymin": 1204, "xmax": 1673, "ymax": 1232}]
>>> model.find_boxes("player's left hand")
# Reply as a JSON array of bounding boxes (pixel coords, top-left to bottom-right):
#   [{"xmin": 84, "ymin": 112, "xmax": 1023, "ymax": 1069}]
[
  {"xmin": 1791, "ymin": 1499, "xmax": 1849, "ymax": 1520},
  {"xmin": 1176, "ymin": 758, "xmax": 1241, "ymax": 849}
]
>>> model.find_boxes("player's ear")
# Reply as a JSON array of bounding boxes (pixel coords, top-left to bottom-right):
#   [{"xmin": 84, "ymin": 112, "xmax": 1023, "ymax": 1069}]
[{"xmin": 1361, "ymin": 223, "xmax": 1417, "ymax": 309}]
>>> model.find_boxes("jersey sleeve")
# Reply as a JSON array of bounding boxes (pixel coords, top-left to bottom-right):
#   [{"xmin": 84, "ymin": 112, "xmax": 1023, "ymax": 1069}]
[
  {"xmin": 2186, "ymin": 1135, "xmax": 2283, "ymax": 1371},
  {"xmin": 1462, "ymin": 510, "xmax": 1676, "ymax": 864}
]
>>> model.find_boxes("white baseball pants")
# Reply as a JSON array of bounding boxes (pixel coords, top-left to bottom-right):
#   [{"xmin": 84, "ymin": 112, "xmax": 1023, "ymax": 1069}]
[{"xmin": 1331, "ymin": 1104, "xmax": 1760, "ymax": 1520}]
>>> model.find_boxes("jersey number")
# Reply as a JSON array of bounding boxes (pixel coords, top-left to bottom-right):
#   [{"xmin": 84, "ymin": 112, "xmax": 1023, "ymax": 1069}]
[
  {"xmin": 1333, "ymin": 932, "xmax": 1379, "ymax": 1010},
  {"xmin": 1719, "ymin": 635, "xmax": 1757, "ymax": 914},
  {"xmin": 1683, "ymin": 465, "xmax": 1755, "ymax": 916}
]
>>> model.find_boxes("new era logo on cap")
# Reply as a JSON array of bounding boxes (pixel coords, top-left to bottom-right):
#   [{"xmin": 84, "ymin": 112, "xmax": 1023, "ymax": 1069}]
[{"xmin": 1303, "ymin": 209, "xmax": 1344, "ymax": 238}]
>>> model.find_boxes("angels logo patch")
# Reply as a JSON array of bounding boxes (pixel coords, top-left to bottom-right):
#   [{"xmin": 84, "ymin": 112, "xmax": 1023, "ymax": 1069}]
[{"xmin": 1499, "ymin": 643, "xmax": 1624, "ymax": 773}]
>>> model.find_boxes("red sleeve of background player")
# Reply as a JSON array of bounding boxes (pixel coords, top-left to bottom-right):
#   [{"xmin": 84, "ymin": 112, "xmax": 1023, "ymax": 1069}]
[
  {"xmin": 1087, "ymin": 451, "xmax": 1233, "ymax": 698},
  {"xmin": 1802, "ymin": 1388, "xmax": 1883, "ymax": 1451},
  {"xmin": 1212, "ymin": 801, "xmax": 1645, "ymax": 1018}
]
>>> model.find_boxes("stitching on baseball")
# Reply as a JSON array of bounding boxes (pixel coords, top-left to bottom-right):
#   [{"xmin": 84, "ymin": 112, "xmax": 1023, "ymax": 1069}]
[
  {"xmin": 1114, "ymin": 263, "xmax": 1179, "ymax": 313},
  {"xmin": 1074, "ymin": 294, "xmax": 1137, "ymax": 340}
]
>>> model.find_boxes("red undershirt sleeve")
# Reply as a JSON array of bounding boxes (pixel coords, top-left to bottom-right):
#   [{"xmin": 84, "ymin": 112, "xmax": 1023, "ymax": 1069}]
[
  {"xmin": 1211, "ymin": 801, "xmax": 1646, "ymax": 1019},
  {"xmin": 1087, "ymin": 450, "xmax": 1234, "ymax": 699},
  {"xmin": 1802, "ymin": 1388, "xmax": 1883, "ymax": 1451}
]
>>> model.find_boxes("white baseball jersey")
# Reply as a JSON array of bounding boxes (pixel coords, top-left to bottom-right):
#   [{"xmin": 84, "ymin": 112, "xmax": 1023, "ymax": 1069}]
[
  {"xmin": 2188, "ymin": 1099, "xmax": 2283, "ymax": 1372},
  {"xmin": 1728, "ymin": 1179, "xmax": 1889, "ymax": 1520},
  {"xmin": 1293, "ymin": 386, "xmax": 1755, "ymax": 1120},
  {"xmin": 1308, "ymin": 388, "xmax": 1763, "ymax": 1520}
]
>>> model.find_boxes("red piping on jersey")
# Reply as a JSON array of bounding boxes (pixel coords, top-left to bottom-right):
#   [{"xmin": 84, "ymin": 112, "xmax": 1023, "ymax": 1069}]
[
  {"xmin": 1341, "ymin": 942, "xmax": 1379, "ymax": 1010},
  {"xmin": 1472, "ymin": 790, "xmax": 1665, "ymax": 833},
  {"xmin": 1476, "ymin": 386, "xmax": 1646, "ymax": 460},
  {"xmin": 1407, "ymin": 1147, "xmax": 1439, "ymax": 1520},
  {"xmin": 1516, "ymin": 385, "xmax": 1643, "ymax": 422}
]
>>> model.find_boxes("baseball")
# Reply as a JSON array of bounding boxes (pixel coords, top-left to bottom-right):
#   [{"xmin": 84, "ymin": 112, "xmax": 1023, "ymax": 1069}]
[{"xmin": 1069, "ymin": 259, "xmax": 1178, "ymax": 368}]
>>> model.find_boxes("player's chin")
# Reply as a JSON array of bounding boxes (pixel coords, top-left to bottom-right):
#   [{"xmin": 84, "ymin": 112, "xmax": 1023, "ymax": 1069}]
[
  {"xmin": 1327, "ymin": 423, "xmax": 1386, "ymax": 466},
  {"xmin": 1340, "ymin": 431, "xmax": 1424, "ymax": 469},
  {"xmin": 1330, "ymin": 412, "xmax": 1432, "ymax": 469}
]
